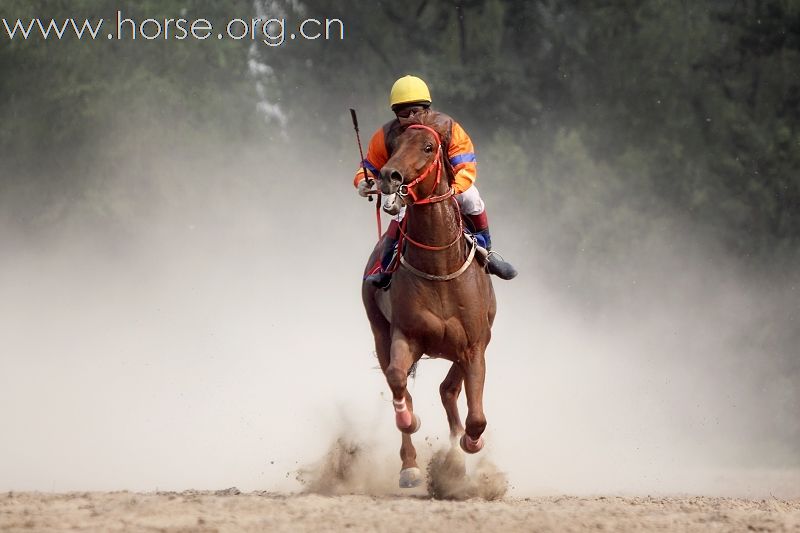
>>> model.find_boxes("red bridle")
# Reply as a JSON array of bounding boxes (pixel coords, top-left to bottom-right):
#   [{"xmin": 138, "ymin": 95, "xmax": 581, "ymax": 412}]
[
  {"xmin": 396, "ymin": 124, "xmax": 454, "ymax": 206},
  {"xmin": 390, "ymin": 124, "xmax": 464, "ymax": 255}
]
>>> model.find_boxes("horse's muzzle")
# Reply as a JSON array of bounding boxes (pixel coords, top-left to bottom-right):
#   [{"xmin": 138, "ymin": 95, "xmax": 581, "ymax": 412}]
[
  {"xmin": 382, "ymin": 193, "xmax": 403, "ymax": 215},
  {"xmin": 380, "ymin": 166, "xmax": 404, "ymax": 194}
]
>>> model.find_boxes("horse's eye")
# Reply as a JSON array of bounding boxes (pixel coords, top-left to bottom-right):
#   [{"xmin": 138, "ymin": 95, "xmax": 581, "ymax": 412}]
[{"xmin": 424, "ymin": 143, "xmax": 433, "ymax": 153}]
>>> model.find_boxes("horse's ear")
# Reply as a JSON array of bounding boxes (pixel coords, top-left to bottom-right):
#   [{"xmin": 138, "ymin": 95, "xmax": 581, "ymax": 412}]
[
  {"xmin": 440, "ymin": 120, "xmax": 456, "ymax": 185},
  {"xmin": 412, "ymin": 108, "xmax": 453, "ymax": 154},
  {"xmin": 418, "ymin": 109, "xmax": 451, "ymax": 146},
  {"xmin": 442, "ymin": 126, "xmax": 452, "ymax": 150},
  {"xmin": 444, "ymin": 156, "xmax": 456, "ymax": 186}
]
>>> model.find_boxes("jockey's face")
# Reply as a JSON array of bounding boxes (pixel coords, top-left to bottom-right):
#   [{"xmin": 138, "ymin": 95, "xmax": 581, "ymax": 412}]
[{"xmin": 393, "ymin": 104, "xmax": 427, "ymax": 119}]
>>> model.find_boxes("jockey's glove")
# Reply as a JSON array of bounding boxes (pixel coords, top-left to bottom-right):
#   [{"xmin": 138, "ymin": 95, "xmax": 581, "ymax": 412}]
[{"xmin": 357, "ymin": 178, "xmax": 373, "ymax": 197}]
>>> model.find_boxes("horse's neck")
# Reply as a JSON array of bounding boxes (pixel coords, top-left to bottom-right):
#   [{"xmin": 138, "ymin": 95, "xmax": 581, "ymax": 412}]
[{"xmin": 405, "ymin": 199, "xmax": 464, "ymax": 272}]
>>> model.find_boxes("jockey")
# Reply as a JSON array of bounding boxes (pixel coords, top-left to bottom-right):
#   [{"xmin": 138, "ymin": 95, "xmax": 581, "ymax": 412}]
[{"xmin": 355, "ymin": 75, "xmax": 518, "ymax": 288}]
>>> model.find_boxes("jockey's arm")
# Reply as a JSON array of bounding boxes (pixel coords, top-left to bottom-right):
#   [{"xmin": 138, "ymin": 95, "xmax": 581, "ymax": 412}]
[
  {"xmin": 353, "ymin": 127, "xmax": 389, "ymax": 188},
  {"xmin": 448, "ymin": 121, "xmax": 478, "ymax": 194}
]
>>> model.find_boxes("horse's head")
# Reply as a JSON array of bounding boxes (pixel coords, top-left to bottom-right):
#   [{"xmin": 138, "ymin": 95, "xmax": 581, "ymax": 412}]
[{"xmin": 379, "ymin": 112, "xmax": 453, "ymax": 202}]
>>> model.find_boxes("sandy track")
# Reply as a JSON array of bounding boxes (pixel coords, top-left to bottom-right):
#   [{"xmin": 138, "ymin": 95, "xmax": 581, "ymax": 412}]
[{"xmin": 2, "ymin": 491, "xmax": 799, "ymax": 532}]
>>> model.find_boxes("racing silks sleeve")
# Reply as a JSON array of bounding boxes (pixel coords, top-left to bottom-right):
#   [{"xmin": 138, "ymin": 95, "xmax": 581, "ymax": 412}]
[
  {"xmin": 353, "ymin": 127, "xmax": 390, "ymax": 187},
  {"xmin": 447, "ymin": 121, "xmax": 478, "ymax": 194}
]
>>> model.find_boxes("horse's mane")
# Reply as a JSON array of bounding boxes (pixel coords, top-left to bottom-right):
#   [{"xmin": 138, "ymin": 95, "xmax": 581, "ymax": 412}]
[{"xmin": 403, "ymin": 108, "xmax": 451, "ymax": 143}]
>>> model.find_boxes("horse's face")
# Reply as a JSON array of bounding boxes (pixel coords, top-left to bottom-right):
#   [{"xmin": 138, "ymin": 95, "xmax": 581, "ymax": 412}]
[{"xmin": 379, "ymin": 127, "xmax": 439, "ymax": 196}]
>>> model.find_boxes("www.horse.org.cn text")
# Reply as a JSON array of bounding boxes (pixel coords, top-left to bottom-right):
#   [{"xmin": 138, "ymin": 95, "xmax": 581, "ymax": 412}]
[{"xmin": 1, "ymin": 11, "xmax": 345, "ymax": 47}]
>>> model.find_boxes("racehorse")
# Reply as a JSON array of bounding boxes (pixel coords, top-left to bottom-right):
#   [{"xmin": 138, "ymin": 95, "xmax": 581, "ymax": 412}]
[{"xmin": 361, "ymin": 110, "xmax": 497, "ymax": 488}]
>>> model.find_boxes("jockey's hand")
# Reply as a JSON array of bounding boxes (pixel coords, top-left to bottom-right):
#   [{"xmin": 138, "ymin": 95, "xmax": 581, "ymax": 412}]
[{"xmin": 357, "ymin": 178, "xmax": 374, "ymax": 198}]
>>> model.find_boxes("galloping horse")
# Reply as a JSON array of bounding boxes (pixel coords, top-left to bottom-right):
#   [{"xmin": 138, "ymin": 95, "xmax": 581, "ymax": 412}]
[{"xmin": 361, "ymin": 111, "xmax": 497, "ymax": 488}]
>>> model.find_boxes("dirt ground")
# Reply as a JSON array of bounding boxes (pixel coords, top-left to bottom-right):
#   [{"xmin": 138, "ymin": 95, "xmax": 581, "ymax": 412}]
[{"xmin": 1, "ymin": 490, "xmax": 798, "ymax": 532}]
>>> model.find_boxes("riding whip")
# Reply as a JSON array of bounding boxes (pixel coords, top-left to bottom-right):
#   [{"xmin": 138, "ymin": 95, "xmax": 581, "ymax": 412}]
[
  {"xmin": 350, "ymin": 108, "xmax": 373, "ymax": 202},
  {"xmin": 350, "ymin": 108, "xmax": 382, "ymax": 238}
]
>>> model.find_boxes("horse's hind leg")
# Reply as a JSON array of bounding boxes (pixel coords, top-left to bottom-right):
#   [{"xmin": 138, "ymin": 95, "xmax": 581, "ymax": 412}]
[
  {"xmin": 439, "ymin": 362, "xmax": 465, "ymax": 442},
  {"xmin": 460, "ymin": 348, "xmax": 487, "ymax": 454}
]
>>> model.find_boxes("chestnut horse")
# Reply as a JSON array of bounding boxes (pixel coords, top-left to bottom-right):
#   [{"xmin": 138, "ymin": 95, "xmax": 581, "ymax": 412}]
[{"xmin": 361, "ymin": 111, "xmax": 496, "ymax": 488}]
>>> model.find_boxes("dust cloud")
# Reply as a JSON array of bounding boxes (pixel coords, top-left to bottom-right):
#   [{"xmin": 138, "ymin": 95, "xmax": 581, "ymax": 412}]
[
  {"xmin": 296, "ymin": 437, "xmax": 398, "ymax": 496},
  {"xmin": 426, "ymin": 446, "xmax": 508, "ymax": 500},
  {"xmin": 294, "ymin": 433, "xmax": 508, "ymax": 500},
  {"xmin": 0, "ymin": 125, "xmax": 798, "ymax": 499}
]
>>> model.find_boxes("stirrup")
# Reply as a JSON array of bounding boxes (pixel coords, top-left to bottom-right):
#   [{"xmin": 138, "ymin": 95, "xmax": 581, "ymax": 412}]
[{"xmin": 465, "ymin": 233, "xmax": 489, "ymax": 266}]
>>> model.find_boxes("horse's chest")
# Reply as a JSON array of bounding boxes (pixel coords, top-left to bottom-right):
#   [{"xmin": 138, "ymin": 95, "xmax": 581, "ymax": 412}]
[
  {"xmin": 386, "ymin": 278, "xmax": 488, "ymax": 352},
  {"xmin": 393, "ymin": 301, "xmax": 478, "ymax": 351}
]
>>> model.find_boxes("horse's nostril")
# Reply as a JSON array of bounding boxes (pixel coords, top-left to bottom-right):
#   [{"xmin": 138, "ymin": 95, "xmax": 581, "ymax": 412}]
[{"xmin": 380, "ymin": 167, "xmax": 404, "ymax": 186}]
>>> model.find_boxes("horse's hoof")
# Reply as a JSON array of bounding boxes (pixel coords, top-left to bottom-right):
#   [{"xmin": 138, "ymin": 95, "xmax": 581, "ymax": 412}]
[
  {"xmin": 460, "ymin": 433, "xmax": 484, "ymax": 454},
  {"xmin": 399, "ymin": 467, "xmax": 423, "ymax": 488},
  {"xmin": 398, "ymin": 413, "xmax": 421, "ymax": 434}
]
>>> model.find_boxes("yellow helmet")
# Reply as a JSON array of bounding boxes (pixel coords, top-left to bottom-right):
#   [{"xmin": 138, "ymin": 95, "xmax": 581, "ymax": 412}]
[{"xmin": 389, "ymin": 75, "xmax": 432, "ymax": 108}]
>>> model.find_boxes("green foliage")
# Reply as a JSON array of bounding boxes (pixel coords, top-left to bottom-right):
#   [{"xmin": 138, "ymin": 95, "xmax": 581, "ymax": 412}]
[
  {"xmin": 260, "ymin": 0, "xmax": 799, "ymax": 264},
  {"xmin": 0, "ymin": 0, "xmax": 797, "ymax": 265},
  {"xmin": 0, "ymin": 0, "xmax": 263, "ymax": 177}
]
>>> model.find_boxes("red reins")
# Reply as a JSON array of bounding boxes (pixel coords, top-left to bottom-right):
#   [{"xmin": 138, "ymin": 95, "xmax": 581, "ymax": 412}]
[
  {"xmin": 384, "ymin": 124, "xmax": 464, "ymax": 273},
  {"xmin": 397, "ymin": 199, "xmax": 463, "ymax": 251}
]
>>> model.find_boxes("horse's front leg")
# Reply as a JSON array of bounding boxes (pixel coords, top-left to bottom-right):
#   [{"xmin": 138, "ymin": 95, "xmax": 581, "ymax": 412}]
[
  {"xmin": 460, "ymin": 347, "xmax": 487, "ymax": 454},
  {"xmin": 386, "ymin": 332, "xmax": 423, "ymax": 487},
  {"xmin": 386, "ymin": 333, "xmax": 421, "ymax": 433}
]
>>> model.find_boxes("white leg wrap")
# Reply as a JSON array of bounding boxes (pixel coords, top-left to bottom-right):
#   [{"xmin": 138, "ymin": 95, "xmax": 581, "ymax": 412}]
[{"xmin": 393, "ymin": 398, "xmax": 407, "ymax": 412}]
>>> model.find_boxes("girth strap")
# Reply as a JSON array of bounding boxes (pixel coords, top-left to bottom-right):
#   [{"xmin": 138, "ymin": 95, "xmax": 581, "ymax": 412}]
[{"xmin": 399, "ymin": 238, "xmax": 477, "ymax": 281}]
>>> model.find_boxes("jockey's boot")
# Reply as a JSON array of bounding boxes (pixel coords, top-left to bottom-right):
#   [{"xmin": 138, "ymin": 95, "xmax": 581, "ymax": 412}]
[
  {"xmin": 475, "ymin": 228, "xmax": 518, "ymax": 280},
  {"xmin": 365, "ymin": 237, "xmax": 398, "ymax": 289}
]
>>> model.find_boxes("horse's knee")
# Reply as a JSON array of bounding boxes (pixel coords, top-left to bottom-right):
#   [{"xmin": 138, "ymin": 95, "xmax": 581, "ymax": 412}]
[
  {"xmin": 465, "ymin": 414, "xmax": 487, "ymax": 437},
  {"xmin": 385, "ymin": 366, "xmax": 407, "ymax": 392}
]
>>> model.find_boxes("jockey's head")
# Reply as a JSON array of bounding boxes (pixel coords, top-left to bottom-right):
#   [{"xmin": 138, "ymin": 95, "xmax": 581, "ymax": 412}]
[{"xmin": 390, "ymin": 75, "xmax": 431, "ymax": 119}]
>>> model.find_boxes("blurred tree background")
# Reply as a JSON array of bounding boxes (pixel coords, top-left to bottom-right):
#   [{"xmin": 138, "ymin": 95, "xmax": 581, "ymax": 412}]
[
  {"xmin": 1, "ymin": 0, "xmax": 798, "ymax": 465},
  {"xmin": 265, "ymin": 0, "xmax": 800, "ymax": 270},
  {"xmin": 1, "ymin": 0, "xmax": 798, "ymax": 269}
]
